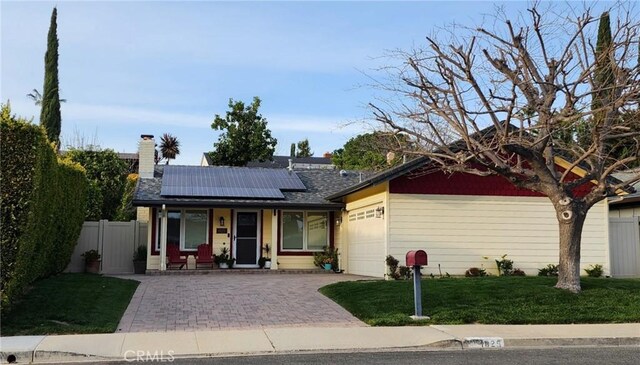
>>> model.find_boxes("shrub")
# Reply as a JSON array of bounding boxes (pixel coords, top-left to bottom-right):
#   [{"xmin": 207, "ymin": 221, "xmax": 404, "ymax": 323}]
[
  {"xmin": 114, "ymin": 173, "xmax": 139, "ymax": 221},
  {"xmin": 398, "ymin": 266, "xmax": 412, "ymax": 280},
  {"xmin": 1, "ymin": 104, "xmax": 87, "ymax": 313},
  {"xmin": 313, "ymin": 246, "xmax": 339, "ymax": 270},
  {"xmin": 64, "ymin": 148, "xmax": 127, "ymax": 220},
  {"xmin": 585, "ymin": 264, "xmax": 603, "ymax": 278},
  {"xmin": 495, "ymin": 254, "xmax": 514, "ymax": 276},
  {"xmin": 82, "ymin": 249, "xmax": 101, "ymax": 262},
  {"xmin": 512, "ymin": 268, "xmax": 526, "ymax": 276},
  {"xmin": 385, "ymin": 255, "xmax": 400, "ymax": 280},
  {"xmin": 465, "ymin": 267, "xmax": 487, "ymax": 277},
  {"xmin": 133, "ymin": 245, "xmax": 147, "ymax": 261},
  {"xmin": 538, "ymin": 264, "xmax": 559, "ymax": 277}
]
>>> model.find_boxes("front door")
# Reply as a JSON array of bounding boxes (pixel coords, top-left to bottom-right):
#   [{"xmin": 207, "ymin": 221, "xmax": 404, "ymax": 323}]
[{"xmin": 233, "ymin": 211, "xmax": 260, "ymax": 268}]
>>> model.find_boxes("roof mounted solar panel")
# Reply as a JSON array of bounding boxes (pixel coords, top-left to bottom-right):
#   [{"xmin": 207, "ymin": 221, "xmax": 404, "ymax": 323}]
[{"xmin": 160, "ymin": 166, "xmax": 306, "ymax": 199}]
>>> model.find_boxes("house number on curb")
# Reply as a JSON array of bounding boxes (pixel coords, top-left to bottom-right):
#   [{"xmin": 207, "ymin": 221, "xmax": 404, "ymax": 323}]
[{"xmin": 463, "ymin": 337, "xmax": 505, "ymax": 348}]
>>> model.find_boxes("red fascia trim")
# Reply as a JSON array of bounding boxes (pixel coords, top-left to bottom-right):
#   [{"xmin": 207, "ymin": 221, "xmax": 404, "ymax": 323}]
[{"xmin": 278, "ymin": 251, "xmax": 315, "ymax": 256}]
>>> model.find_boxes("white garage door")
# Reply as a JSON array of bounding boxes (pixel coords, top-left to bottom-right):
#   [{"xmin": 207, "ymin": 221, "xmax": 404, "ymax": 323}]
[{"xmin": 346, "ymin": 206, "xmax": 385, "ymax": 277}]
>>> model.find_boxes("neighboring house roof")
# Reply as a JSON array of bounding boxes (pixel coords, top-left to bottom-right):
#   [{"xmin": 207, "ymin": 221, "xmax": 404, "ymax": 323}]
[
  {"xmin": 201, "ymin": 153, "xmax": 333, "ymax": 169},
  {"xmin": 133, "ymin": 165, "xmax": 364, "ymax": 209},
  {"xmin": 610, "ymin": 169, "xmax": 640, "ymax": 206}
]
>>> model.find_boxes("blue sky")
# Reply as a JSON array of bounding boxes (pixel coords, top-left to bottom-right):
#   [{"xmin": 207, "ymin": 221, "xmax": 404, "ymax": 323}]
[{"xmin": 1, "ymin": 1, "xmax": 608, "ymax": 165}]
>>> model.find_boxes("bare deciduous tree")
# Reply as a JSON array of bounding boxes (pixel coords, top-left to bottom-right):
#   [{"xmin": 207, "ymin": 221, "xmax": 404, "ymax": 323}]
[{"xmin": 371, "ymin": 3, "xmax": 640, "ymax": 292}]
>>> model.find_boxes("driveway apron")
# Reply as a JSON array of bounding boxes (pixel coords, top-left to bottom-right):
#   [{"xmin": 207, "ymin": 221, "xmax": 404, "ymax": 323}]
[{"xmin": 115, "ymin": 274, "xmax": 368, "ymax": 332}]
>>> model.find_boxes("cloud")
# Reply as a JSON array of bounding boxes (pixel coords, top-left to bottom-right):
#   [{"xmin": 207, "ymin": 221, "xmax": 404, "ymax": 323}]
[
  {"xmin": 62, "ymin": 103, "xmax": 212, "ymax": 128},
  {"xmin": 268, "ymin": 114, "xmax": 367, "ymax": 134}
]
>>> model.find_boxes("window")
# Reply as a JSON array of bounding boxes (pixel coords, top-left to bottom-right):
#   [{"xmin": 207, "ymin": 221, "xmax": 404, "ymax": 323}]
[
  {"xmin": 281, "ymin": 211, "xmax": 328, "ymax": 251},
  {"xmin": 156, "ymin": 208, "xmax": 209, "ymax": 251}
]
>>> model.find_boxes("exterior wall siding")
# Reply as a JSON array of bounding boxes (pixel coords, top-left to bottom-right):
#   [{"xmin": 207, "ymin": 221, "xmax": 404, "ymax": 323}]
[
  {"xmin": 278, "ymin": 256, "xmax": 315, "ymax": 269},
  {"xmin": 388, "ymin": 194, "xmax": 609, "ymax": 276}
]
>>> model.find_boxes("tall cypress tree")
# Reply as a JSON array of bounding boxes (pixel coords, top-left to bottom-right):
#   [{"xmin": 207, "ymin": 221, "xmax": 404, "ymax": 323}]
[
  {"xmin": 591, "ymin": 12, "xmax": 613, "ymax": 117},
  {"xmin": 40, "ymin": 7, "xmax": 62, "ymax": 147}
]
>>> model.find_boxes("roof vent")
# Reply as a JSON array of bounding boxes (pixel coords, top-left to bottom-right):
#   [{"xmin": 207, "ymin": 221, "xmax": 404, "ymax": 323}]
[{"xmin": 339, "ymin": 170, "xmax": 348, "ymax": 177}]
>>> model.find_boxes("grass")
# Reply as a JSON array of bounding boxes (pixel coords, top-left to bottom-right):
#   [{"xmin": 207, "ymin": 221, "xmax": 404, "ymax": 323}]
[
  {"xmin": 319, "ymin": 276, "xmax": 640, "ymax": 326},
  {"xmin": 1, "ymin": 273, "xmax": 139, "ymax": 336}
]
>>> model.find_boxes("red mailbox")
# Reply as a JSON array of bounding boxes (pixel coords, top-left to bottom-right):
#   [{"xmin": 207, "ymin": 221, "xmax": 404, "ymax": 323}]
[{"xmin": 406, "ymin": 250, "xmax": 428, "ymax": 267}]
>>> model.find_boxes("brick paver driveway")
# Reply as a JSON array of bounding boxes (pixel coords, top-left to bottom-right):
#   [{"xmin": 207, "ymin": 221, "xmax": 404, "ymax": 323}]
[{"xmin": 116, "ymin": 273, "xmax": 368, "ymax": 332}]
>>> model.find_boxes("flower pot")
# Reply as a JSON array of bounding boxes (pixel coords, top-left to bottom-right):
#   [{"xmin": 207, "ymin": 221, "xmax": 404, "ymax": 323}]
[
  {"xmin": 264, "ymin": 261, "xmax": 271, "ymax": 269},
  {"xmin": 323, "ymin": 263, "xmax": 332, "ymax": 271},
  {"xmin": 133, "ymin": 260, "xmax": 146, "ymax": 274},
  {"xmin": 85, "ymin": 259, "xmax": 101, "ymax": 274},
  {"xmin": 219, "ymin": 262, "xmax": 229, "ymax": 269}
]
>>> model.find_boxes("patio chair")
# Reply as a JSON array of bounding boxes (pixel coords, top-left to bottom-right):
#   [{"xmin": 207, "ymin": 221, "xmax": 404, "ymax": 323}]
[
  {"xmin": 167, "ymin": 244, "xmax": 187, "ymax": 270},
  {"xmin": 195, "ymin": 243, "xmax": 214, "ymax": 269}
]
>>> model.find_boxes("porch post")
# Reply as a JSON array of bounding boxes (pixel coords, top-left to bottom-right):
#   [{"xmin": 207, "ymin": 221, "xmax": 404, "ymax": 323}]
[
  {"xmin": 270, "ymin": 209, "xmax": 278, "ymax": 270},
  {"xmin": 160, "ymin": 204, "xmax": 168, "ymax": 271}
]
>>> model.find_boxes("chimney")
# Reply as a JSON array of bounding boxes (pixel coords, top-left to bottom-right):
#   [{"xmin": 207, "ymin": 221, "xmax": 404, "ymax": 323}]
[
  {"xmin": 139, "ymin": 134, "xmax": 155, "ymax": 178},
  {"xmin": 323, "ymin": 152, "xmax": 332, "ymax": 159},
  {"xmin": 288, "ymin": 158, "xmax": 293, "ymax": 171},
  {"xmin": 386, "ymin": 151, "xmax": 396, "ymax": 165}
]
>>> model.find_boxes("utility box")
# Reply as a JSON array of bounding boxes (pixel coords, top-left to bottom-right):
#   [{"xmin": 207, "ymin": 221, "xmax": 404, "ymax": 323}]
[{"xmin": 406, "ymin": 250, "xmax": 428, "ymax": 267}]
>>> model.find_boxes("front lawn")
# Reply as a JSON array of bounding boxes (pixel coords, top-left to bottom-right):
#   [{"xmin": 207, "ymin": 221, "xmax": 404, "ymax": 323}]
[
  {"xmin": 1, "ymin": 273, "xmax": 139, "ymax": 336},
  {"xmin": 320, "ymin": 276, "xmax": 640, "ymax": 326}
]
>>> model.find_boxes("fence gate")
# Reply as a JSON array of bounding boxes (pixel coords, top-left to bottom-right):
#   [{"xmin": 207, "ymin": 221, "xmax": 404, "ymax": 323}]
[
  {"xmin": 609, "ymin": 217, "xmax": 640, "ymax": 277},
  {"xmin": 66, "ymin": 220, "xmax": 148, "ymax": 274}
]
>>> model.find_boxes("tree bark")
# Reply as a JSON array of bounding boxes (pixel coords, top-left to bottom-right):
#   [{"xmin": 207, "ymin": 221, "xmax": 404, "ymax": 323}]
[{"xmin": 554, "ymin": 204, "xmax": 587, "ymax": 293}]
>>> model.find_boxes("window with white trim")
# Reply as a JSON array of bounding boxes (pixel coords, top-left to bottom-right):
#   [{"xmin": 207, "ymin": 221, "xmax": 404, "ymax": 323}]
[
  {"xmin": 156, "ymin": 208, "xmax": 209, "ymax": 251},
  {"xmin": 281, "ymin": 211, "xmax": 328, "ymax": 251}
]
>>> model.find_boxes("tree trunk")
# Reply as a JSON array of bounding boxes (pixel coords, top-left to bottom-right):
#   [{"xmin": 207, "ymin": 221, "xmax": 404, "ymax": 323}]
[{"xmin": 554, "ymin": 204, "xmax": 587, "ymax": 293}]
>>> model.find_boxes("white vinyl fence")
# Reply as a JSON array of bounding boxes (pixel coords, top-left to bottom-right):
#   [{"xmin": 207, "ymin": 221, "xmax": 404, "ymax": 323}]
[
  {"xmin": 66, "ymin": 220, "xmax": 148, "ymax": 274},
  {"xmin": 609, "ymin": 217, "xmax": 640, "ymax": 277}
]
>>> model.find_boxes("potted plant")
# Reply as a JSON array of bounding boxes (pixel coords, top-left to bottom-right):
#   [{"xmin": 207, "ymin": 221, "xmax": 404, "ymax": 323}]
[
  {"xmin": 262, "ymin": 243, "xmax": 272, "ymax": 269},
  {"xmin": 133, "ymin": 245, "xmax": 147, "ymax": 274},
  {"xmin": 216, "ymin": 244, "xmax": 230, "ymax": 269},
  {"xmin": 313, "ymin": 246, "xmax": 339, "ymax": 272},
  {"xmin": 226, "ymin": 257, "xmax": 236, "ymax": 269},
  {"xmin": 322, "ymin": 257, "xmax": 333, "ymax": 271},
  {"xmin": 82, "ymin": 249, "xmax": 101, "ymax": 274}
]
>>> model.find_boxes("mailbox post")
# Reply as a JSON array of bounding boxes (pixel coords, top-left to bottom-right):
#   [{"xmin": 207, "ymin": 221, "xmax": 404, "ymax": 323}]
[{"xmin": 406, "ymin": 250, "xmax": 429, "ymax": 319}]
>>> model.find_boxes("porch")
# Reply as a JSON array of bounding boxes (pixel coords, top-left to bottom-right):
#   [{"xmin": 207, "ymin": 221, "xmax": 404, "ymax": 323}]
[{"xmin": 145, "ymin": 206, "xmax": 340, "ymax": 272}]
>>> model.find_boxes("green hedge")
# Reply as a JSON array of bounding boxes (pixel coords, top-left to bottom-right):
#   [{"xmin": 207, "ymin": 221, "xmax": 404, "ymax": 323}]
[{"xmin": 0, "ymin": 105, "xmax": 87, "ymax": 313}]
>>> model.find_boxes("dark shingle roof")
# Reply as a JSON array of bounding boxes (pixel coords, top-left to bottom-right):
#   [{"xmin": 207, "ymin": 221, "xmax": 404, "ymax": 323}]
[{"xmin": 133, "ymin": 165, "xmax": 364, "ymax": 209}]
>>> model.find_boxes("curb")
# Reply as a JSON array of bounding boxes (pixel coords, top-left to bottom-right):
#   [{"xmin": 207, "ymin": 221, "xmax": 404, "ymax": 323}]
[{"xmin": 2, "ymin": 333, "xmax": 639, "ymax": 364}]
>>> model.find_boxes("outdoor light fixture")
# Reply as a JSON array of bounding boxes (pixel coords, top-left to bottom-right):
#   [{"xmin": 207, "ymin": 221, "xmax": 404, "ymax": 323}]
[
  {"xmin": 219, "ymin": 216, "xmax": 225, "ymax": 227},
  {"xmin": 335, "ymin": 217, "xmax": 343, "ymax": 226},
  {"xmin": 375, "ymin": 206, "xmax": 385, "ymax": 218}
]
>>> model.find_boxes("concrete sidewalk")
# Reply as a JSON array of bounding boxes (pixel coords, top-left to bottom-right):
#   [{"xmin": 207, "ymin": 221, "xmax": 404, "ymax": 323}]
[{"xmin": 1, "ymin": 324, "xmax": 638, "ymax": 364}]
